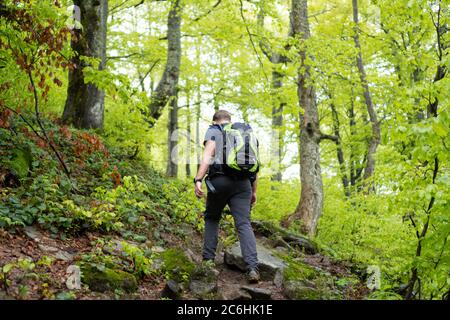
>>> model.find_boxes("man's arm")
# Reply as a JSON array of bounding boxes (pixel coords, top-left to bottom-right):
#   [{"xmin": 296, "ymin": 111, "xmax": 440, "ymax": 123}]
[
  {"xmin": 194, "ymin": 140, "xmax": 215, "ymax": 198},
  {"xmin": 251, "ymin": 174, "xmax": 258, "ymax": 205}
]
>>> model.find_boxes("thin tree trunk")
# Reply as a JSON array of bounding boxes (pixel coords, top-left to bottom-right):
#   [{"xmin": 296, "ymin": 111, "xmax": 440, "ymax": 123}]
[
  {"xmin": 270, "ymin": 69, "xmax": 284, "ymax": 182},
  {"xmin": 288, "ymin": 0, "xmax": 323, "ymax": 236},
  {"xmin": 352, "ymin": 0, "xmax": 380, "ymax": 185},
  {"xmin": 257, "ymin": 7, "xmax": 287, "ymax": 182},
  {"xmin": 62, "ymin": 0, "xmax": 108, "ymax": 130},
  {"xmin": 330, "ymin": 102, "xmax": 350, "ymax": 196},
  {"xmin": 195, "ymin": 42, "xmax": 201, "ymax": 171},
  {"xmin": 195, "ymin": 88, "xmax": 201, "ymax": 171},
  {"xmin": 147, "ymin": 0, "xmax": 182, "ymax": 123},
  {"xmin": 185, "ymin": 91, "xmax": 191, "ymax": 177},
  {"xmin": 166, "ymin": 97, "xmax": 178, "ymax": 178},
  {"xmin": 347, "ymin": 95, "xmax": 364, "ymax": 189}
]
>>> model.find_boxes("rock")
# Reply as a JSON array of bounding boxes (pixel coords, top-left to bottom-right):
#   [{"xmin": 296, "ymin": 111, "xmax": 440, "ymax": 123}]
[
  {"xmin": 151, "ymin": 246, "xmax": 166, "ymax": 253},
  {"xmin": 23, "ymin": 225, "xmax": 42, "ymax": 242},
  {"xmin": 217, "ymin": 284, "xmax": 252, "ymax": 300},
  {"xmin": 161, "ymin": 279, "xmax": 182, "ymax": 300},
  {"xmin": 185, "ymin": 248, "xmax": 201, "ymax": 263},
  {"xmin": 275, "ymin": 246, "xmax": 289, "ymax": 253},
  {"xmin": 103, "ymin": 239, "xmax": 140, "ymax": 257},
  {"xmin": 283, "ymin": 280, "xmax": 320, "ymax": 300},
  {"xmin": 241, "ymin": 286, "xmax": 272, "ymax": 300},
  {"xmin": 6, "ymin": 147, "xmax": 32, "ymax": 180},
  {"xmin": 54, "ymin": 250, "xmax": 74, "ymax": 262},
  {"xmin": 224, "ymin": 242, "xmax": 286, "ymax": 281},
  {"xmin": 81, "ymin": 265, "xmax": 138, "ymax": 293},
  {"xmin": 66, "ymin": 265, "xmax": 81, "ymax": 290},
  {"xmin": 160, "ymin": 248, "xmax": 195, "ymax": 283},
  {"xmin": 188, "ymin": 263, "xmax": 219, "ymax": 299},
  {"xmin": 151, "ymin": 258, "xmax": 164, "ymax": 272},
  {"xmin": 283, "ymin": 234, "xmax": 318, "ymax": 255},
  {"xmin": 273, "ymin": 270, "xmax": 283, "ymax": 288},
  {"xmin": 189, "ymin": 280, "xmax": 217, "ymax": 299},
  {"xmin": 38, "ymin": 244, "xmax": 74, "ymax": 262}
]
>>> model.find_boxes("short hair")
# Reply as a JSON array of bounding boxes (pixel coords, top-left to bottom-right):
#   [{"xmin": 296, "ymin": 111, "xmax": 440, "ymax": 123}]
[{"xmin": 212, "ymin": 110, "xmax": 231, "ymax": 122}]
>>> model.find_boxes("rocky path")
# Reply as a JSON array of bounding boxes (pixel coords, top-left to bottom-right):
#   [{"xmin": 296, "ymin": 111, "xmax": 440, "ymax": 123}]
[{"xmin": 0, "ymin": 221, "xmax": 369, "ymax": 300}]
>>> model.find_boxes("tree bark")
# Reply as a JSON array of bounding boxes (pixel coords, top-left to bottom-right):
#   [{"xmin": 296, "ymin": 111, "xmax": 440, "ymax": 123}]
[
  {"xmin": 147, "ymin": 0, "xmax": 182, "ymax": 123},
  {"xmin": 185, "ymin": 91, "xmax": 191, "ymax": 177},
  {"xmin": 62, "ymin": 0, "xmax": 108, "ymax": 130},
  {"xmin": 166, "ymin": 97, "xmax": 178, "ymax": 178},
  {"xmin": 351, "ymin": 0, "xmax": 380, "ymax": 185},
  {"xmin": 330, "ymin": 102, "xmax": 350, "ymax": 196},
  {"xmin": 288, "ymin": 0, "xmax": 323, "ymax": 236},
  {"xmin": 257, "ymin": 6, "xmax": 288, "ymax": 182},
  {"xmin": 271, "ymin": 69, "xmax": 284, "ymax": 182},
  {"xmin": 195, "ymin": 89, "xmax": 201, "ymax": 171}
]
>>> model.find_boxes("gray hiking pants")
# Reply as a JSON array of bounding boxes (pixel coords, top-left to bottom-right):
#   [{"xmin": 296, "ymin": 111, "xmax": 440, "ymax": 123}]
[{"xmin": 202, "ymin": 175, "xmax": 258, "ymax": 270}]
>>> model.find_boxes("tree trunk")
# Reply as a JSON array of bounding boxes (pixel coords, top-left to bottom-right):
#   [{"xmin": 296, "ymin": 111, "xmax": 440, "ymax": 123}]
[
  {"xmin": 271, "ymin": 69, "xmax": 284, "ymax": 182},
  {"xmin": 62, "ymin": 0, "xmax": 108, "ymax": 130},
  {"xmin": 147, "ymin": 0, "xmax": 182, "ymax": 123},
  {"xmin": 195, "ymin": 42, "xmax": 201, "ymax": 171},
  {"xmin": 185, "ymin": 92, "xmax": 191, "ymax": 177},
  {"xmin": 288, "ymin": 0, "xmax": 323, "ymax": 236},
  {"xmin": 330, "ymin": 102, "xmax": 350, "ymax": 196},
  {"xmin": 351, "ymin": 0, "xmax": 380, "ymax": 184},
  {"xmin": 257, "ymin": 7, "xmax": 287, "ymax": 182},
  {"xmin": 195, "ymin": 88, "xmax": 201, "ymax": 171},
  {"xmin": 166, "ymin": 97, "xmax": 178, "ymax": 178}
]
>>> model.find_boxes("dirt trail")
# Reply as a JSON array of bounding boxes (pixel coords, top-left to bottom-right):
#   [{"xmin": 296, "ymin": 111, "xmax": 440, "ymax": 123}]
[{"xmin": 0, "ymin": 223, "xmax": 369, "ymax": 300}]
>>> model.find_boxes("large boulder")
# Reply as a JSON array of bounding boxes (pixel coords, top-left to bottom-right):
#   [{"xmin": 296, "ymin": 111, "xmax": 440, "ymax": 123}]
[
  {"xmin": 80, "ymin": 265, "xmax": 138, "ymax": 293},
  {"xmin": 224, "ymin": 241, "xmax": 286, "ymax": 281}
]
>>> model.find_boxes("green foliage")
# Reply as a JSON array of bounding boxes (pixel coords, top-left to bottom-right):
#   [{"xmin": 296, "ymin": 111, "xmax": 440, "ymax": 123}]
[
  {"xmin": 0, "ymin": 0, "xmax": 448, "ymax": 301},
  {"xmin": 252, "ymin": 177, "xmax": 300, "ymax": 223}
]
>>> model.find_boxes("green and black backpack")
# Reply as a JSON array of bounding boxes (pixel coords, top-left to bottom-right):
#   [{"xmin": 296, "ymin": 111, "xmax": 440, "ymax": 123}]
[{"xmin": 218, "ymin": 122, "xmax": 260, "ymax": 175}]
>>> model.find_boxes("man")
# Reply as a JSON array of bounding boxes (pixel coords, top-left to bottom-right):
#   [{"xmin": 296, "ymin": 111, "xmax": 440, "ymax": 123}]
[{"xmin": 194, "ymin": 110, "xmax": 260, "ymax": 283}]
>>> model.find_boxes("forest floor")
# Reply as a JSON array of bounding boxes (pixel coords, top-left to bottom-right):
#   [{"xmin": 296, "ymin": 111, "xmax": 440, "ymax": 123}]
[{"xmin": 0, "ymin": 221, "xmax": 370, "ymax": 300}]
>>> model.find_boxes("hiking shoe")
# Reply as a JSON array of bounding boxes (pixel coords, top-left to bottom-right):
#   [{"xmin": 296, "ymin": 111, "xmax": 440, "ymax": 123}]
[{"xmin": 246, "ymin": 269, "xmax": 260, "ymax": 284}]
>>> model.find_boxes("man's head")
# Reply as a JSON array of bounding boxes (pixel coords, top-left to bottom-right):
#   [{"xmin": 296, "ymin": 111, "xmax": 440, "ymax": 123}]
[{"xmin": 212, "ymin": 110, "xmax": 231, "ymax": 124}]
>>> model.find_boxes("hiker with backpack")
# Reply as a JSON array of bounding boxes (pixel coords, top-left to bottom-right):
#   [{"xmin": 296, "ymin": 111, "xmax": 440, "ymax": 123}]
[{"xmin": 194, "ymin": 110, "xmax": 261, "ymax": 283}]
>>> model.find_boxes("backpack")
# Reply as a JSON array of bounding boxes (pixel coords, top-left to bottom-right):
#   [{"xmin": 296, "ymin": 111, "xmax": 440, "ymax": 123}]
[{"xmin": 218, "ymin": 122, "xmax": 260, "ymax": 175}]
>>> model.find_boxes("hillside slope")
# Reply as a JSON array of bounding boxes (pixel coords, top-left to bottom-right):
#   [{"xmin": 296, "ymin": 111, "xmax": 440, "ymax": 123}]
[{"xmin": 0, "ymin": 114, "xmax": 369, "ymax": 300}]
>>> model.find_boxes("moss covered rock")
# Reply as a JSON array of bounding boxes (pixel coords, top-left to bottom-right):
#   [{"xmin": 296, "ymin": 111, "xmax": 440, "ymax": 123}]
[
  {"xmin": 7, "ymin": 147, "xmax": 32, "ymax": 179},
  {"xmin": 81, "ymin": 265, "xmax": 138, "ymax": 293},
  {"xmin": 160, "ymin": 248, "xmax": 195, "ymax": 283},
  {"xmin": 189, "ymin": 262, "xmax": 219, "ymax": 299},
  {"xmin": 282, "ymin": 259, "xmax": 341, "ymax": 300}
]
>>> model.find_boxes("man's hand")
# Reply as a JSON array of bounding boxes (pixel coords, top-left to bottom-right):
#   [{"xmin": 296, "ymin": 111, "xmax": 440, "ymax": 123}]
[
  {"xmin": 195, "ymin": 181, "xmax": 204, "ymax": 198},
  {"xmin": 251, "ymin": 191, "xmax": 257, "ymax": 205}
]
